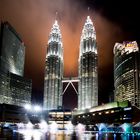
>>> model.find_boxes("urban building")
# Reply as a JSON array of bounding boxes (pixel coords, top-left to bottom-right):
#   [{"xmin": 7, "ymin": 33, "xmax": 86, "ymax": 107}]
[
  {"xmin": 8, "ymin": 73, "xmax": 32, "ymax": 106},
  {"xmin": 44, "ymin": 20, "xmax": 63, "ymax": 110},
  {"xmin": 0, "ymin": 68, "xmax": 9, "ymax": 104},
  {"xmin": 0, "ymin": 69, "xmax": 32, "ymax": 107},
  {"xmin": 43, "ymin": 109, "xmax": 72, "ymax": 130},
  {"xmin": 114, "ymin": 41, "xmax": 140, "ymax": 108},
  {"xmin": 0, "ymin": 22, "xmax": 32, "ymax": 107},
  {"xmin": 72, "ymin": 101, "xmax": 140, "ymax": 125},
  {"xmin": 0, "ymin": 103, "xmax": 27, "ymax": 123},
  {"xmin": 0, "ymin": 22, "xmax": 25, "ymax": 76},
  {"xmin": 78, "ymin": 16, "xmax": 98, "ymax": 110}
]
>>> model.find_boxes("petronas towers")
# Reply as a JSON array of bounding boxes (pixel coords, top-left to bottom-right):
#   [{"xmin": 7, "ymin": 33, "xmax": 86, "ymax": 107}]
[
  {"xmin": 78, "ymin": 16, "xmax": 98, "ymax": 110},
  {"xmin": 44, "ymin": 20, "xmax": 63, "ymax": 110},
  {"xmin": 44, "ymin": 16, "xmax": 98, "ymax": 110}
]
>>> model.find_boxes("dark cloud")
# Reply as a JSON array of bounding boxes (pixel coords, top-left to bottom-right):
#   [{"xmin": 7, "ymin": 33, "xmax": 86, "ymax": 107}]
[{"xmin": 85, "ymin": 0, "xmax": 140, "ymax": 40}]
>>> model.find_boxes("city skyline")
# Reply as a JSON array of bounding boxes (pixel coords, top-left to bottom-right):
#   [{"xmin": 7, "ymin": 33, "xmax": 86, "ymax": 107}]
[{"xmin": 0, "ymin": 0, "xmax": 139, "ymax": 108}]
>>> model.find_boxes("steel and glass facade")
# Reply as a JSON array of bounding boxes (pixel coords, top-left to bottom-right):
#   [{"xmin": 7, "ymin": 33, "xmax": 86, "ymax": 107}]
[
  {"xmin": 114, "ymin": 41, "xmax": 140, "ymax": 108},
  {"xmin": 78, "ymin": 16, "xmax": 98, "ymax": 110},
  {"xmin": 9, "ymin": 73, "xmax": 32, "ymax": 106},
  {"xmin": 0, "ymin": 72, "xmax": 32, "ymax": 106},
  {"xmin": 44, "ymin": 20, "xmax": 63, "ymax": 110},
  {"xmin": 0, "ymin": 22, "xmax": 32, "ymax": 107},
  {"xmin": 0, "ymin": 68, "xmax": 10, "ymax": 104},
  {"xmin": 0, "ymin": 22, "xmax": 25, "ymax": 76}
]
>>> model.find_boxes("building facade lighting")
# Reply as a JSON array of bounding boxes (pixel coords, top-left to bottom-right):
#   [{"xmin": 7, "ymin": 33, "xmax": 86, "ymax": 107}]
[
  {"xmin": 43, "ymin": 20, "xmax": 63, "ymax": 110},
  {"xmin": 78, "ymin": 16, "xmax": 98, "ymax": 110},
  {"xmin": 114, "ymin": 41, "xmax": 140, "ymax": 108}
]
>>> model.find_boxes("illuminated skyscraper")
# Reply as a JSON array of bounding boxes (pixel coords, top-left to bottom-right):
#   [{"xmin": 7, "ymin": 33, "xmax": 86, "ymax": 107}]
[
  {"xmin": 78, "ymin": 16, "xmax": 98, "ymax": 110},
  {"xmin": 0, "ymin": 72, "xmax": 32, "ymax": 106},
  {"xmin": 114, "ymin": 41, "xmax": 140, "ymax": 108},
  {"xmin": 0, "ymin": 22, "xmax": 32, "ymax": 106},
  {"xmin": 44, "ymin": 20, "xmax": 63, "ymax": 110},
  {"xmin": 0, "ymin": 22, "xmax": 25, "ymax": 76}
]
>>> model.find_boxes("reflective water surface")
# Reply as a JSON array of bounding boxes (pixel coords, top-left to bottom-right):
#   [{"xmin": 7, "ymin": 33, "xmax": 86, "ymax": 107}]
[
  {"xmin": 1, "ymin": 129, "xmax": 140, "ymax": 140},
  {"xmin": 0, "ymin": 122, "xmax": 140, "ymax": 140}
]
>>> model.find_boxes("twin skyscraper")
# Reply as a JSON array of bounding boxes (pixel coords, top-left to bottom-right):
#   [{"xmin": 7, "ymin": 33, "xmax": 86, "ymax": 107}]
[{"xmin": 44, "ymin": 16, "xmax": 98, "ymax": 110}]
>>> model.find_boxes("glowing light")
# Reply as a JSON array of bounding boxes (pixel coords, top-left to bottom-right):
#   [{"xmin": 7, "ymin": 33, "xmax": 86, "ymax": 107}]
[
  {"xmin": 105, "ymin": 111, "xmax": 109, "ymax": 114},
  {"xmin": 119, "ymin": 123, "xmax": 132, "ymax": 133},
  {"xmin": 111, "ymin": 110, "xmax": 114, "ymax": 113},
  {"xmin": 39, "ymin": 120, "xmax": 48, "ymax": 131},
  {"xmin": 80, "ymin": 16, "xmax": 96, "ymax": 57},
  {"xmin": 124, "ymin": 107, "xmax": 131, "ymax": 111},
  {"xmin": 32, "ymin": 130, "xmax": 42, "ymax": 140},
  {"xmin": 65, "ymin": 122, "xmax": 74, "ymax": 134},
  {"xmin": 114, "ymin": 41, "xmax": 139, "ymax": 55},
  {"xmin": 75, "ymin": 123, "xmax": 85, "ymax": 135},
  {"xmin": 18, "ymin": 129, "xmax": 42, "ymax": 140},
  {"xmin": 50, "ymin": 121, "xmax": 58, "ymax": 134},
  {"xmin": 3, "ymin": 123, "xmax": 10, "ymax": 128},
  {"xmin": 96, "ymin": 133, "xmax": 99, "ymax": 139},
  {"xmin": 24, "ymin": 104, "xmax": 31, "ymax": 110},
  {"xmin": 97, "ymin": 123, "xmax": 107, "ymax": 131},
  {"xmin": 26, "ymin": 122, "xmax": 33, "ymax": 129},
  {"xmin": 17, "ymin": 123, "xmax": 25, "ymax": 129},
  {"xmin": 47, "ymin": 20, "xmax": 63, "ymax": 60},
  {"xmin": 34, "ymin": 105, "xmax": 41, "ymax": 112}
]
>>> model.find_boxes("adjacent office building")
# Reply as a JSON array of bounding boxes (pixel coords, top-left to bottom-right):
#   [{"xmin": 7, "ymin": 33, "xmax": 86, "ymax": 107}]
[
  {"xmin": 114, "ymin": 41, "xmax": 140, "ymax": 108},
  {"xmin": 0, "ymin": 22, "xmax": 32, "ymax": 107},
  {"xmin": 78, "ymin": 16, "xmax": 98, "ymax": 110},
  {"xmin": 44, "ymin": 20, "xmax": 63, "ymax": 110},
  {"xmin": 0, "ymin": 22, "xmax": 25, "ymax": 76},
  {"xmin": 8, "ymin": 73, "xmax": 32, "ymax": 106}
]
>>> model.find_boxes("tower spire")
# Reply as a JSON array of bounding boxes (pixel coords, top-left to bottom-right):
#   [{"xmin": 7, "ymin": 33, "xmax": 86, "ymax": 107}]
[
  {"xmin": 88, "ymin": 6, "xmax": 90, "ymax": 14},
  {"xmin": 55, "ymin": 11, "xmax": 58, "ymax": 21}
]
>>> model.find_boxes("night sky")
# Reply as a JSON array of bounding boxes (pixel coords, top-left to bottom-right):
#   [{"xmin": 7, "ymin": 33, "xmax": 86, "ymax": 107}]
[{"xmin": 0, "ymin": 0, "xmax": 140, "ymax": 109}]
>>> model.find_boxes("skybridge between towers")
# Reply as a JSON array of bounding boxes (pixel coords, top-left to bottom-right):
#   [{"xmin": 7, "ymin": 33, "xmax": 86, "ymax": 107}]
[{"xmin": 62, "ymin": 77, "xmax": 79, "ymax": 95}]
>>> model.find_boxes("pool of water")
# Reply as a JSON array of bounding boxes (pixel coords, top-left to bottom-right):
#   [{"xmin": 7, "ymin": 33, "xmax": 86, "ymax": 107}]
[{"xmin": 1, "ymin": 128, "xmax": 140, "ymax": 140}]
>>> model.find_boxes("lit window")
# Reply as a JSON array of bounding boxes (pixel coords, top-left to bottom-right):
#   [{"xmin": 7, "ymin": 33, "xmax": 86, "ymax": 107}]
[
  {"xmin": 111, "ymin": 110, "xmax": 114, "ymax": 113},
  {"xmin": 98, "ymin": 112, "xmax": 102, "ymax": 115},
  {"xmin": 105, "ymin": 111, "xmax": 109, "ymax": 114}
]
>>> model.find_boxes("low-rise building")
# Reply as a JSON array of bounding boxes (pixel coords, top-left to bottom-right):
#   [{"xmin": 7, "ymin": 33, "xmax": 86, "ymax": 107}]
[{"xmin": 72, "ymin": 101, "xmax": 140, "ymax": 125}]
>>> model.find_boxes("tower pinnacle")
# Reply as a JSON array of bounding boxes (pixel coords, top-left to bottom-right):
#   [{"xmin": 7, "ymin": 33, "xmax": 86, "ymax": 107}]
[
  {"xmin": 54, "ymin": 20, "xmax": 58, "ymax": 25},
  {"xmin": 80, "ymin": 16, "xmax": 97, "ymax": 57}
]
